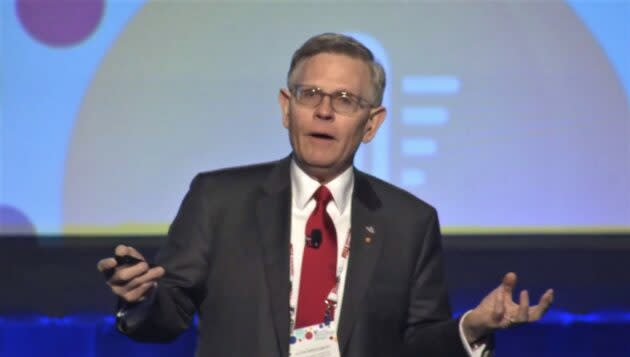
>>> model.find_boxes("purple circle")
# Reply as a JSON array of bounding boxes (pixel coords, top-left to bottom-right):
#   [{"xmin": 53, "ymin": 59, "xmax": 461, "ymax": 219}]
[
  {"xmin": 16, "ymin": 0, "xmax": 105, "ymax": 47},
  {"xmin": 0, "ymin": 204, "xmax": 36, "ymax": 235}
]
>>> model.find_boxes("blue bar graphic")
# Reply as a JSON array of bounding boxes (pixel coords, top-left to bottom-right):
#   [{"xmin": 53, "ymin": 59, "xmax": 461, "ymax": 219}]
[
  {"xmin": 401, "ymin": 107, "xmax": 449, "ymax": 126},
  {"xmin": 401, "ymin": 138, "xmax": 437, "ymax": 156},
  {"xmin": 402, "ymin": 76, "xmax": 461, "ymax": 94}
]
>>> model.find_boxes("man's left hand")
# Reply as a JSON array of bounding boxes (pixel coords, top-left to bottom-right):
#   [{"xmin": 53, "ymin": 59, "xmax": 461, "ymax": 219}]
[{"xmin": 462, "ymin": 272, "xmax": 554, "ymax": 343}]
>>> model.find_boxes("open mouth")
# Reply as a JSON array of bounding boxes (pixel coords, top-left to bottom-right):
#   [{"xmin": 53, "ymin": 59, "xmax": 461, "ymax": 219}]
[{"xmin": 310, "ymin": 133, "xmax": 335, "ymax": 140}]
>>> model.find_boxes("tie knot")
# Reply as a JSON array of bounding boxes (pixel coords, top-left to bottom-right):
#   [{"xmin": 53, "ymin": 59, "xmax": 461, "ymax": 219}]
[{"xmin": 313, "ymin": 185, "xmax": 333, "ymax": 206}]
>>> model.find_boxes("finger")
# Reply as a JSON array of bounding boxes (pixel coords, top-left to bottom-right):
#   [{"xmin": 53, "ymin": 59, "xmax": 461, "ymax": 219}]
[
  {"xmin": 114, "ymin": 244, "xmax": 130, "ymax": 257},
  {"xmin": 125, "ymin": 246, "xmax": 145, "ymax": 260},
  {"xmin": 492, "ymin": 286, "xmax": 505, "ymax": 323},
  {"xmin": 125, "ymin": 266, "xmax": 166, "ymax": 291},
  {"xmin": 541, "ymin": 289, "xmax": 554, "ymax": 306},
  {"xmin": 114, "ymin": 244, "xmax": 146, "ymax": 261},
  {"xmin": 529, "ymin": 288, "xmax": 554, "ymax": 321},
  {"xmin": 516, "ymin": 290, "xmax": 529, "ymax": 322},
  {"xmin": 501, "ymin": 272, "xmax": 517, "ymax": 295},
  {"xmin": 121, "ymin": 281, "xmax": 157, "ymax": 303},
  {"xmin": 109, "ymin": 262, "xmax": 150, "ymax": 284},
  {"xmin": 149, "ymin": 266, "xmax": 166, "ymax": 279},
  {"xmin": 110, "ymin": 267, "xmax": 161, "ymax": 297},
  {"xmin": 97, "ymin": 257, "xmax": 117, "ymax": 272}
]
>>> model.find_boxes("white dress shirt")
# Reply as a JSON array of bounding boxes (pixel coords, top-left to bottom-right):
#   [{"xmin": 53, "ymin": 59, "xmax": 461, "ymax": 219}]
[{"xmin": 288, "ymin": 160, "xmax": 485, "ymax": 356}]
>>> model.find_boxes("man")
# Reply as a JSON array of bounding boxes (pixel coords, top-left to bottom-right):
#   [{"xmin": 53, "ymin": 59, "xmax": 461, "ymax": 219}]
[{"xmin": 98, "ymin": 33, "xmax": 553, "ymax": 356}]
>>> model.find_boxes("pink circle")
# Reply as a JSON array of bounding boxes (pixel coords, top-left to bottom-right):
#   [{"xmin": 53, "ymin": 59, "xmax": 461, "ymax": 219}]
[{"xmin": 16, "ymin": 0, "xmax": 105, "ymax": 47}]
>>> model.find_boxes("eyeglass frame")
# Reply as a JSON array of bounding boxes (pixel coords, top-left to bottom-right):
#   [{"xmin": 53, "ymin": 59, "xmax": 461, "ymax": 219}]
[{"xmin": 288, "ymin": 84, "xmax": 375, "ymax": 114}]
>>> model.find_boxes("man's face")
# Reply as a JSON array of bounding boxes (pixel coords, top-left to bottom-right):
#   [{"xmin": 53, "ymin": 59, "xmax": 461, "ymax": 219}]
[{"xmin": 279, "ymin": 53, "xmax": 386, "ymax": 182}]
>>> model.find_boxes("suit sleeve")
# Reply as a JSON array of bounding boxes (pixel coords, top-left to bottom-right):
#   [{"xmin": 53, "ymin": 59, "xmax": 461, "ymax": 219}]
[
  {"xmin": 402, "ymin": 208, "xmax": 469, "ymax": 357},
  {"xmin": 117, "ymin": 174, "xmax": 212, "ymax": 342}
]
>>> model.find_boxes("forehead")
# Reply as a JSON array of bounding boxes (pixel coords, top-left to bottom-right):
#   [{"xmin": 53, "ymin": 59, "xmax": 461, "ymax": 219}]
[{"xmin": 293, "ymin": 53, "xmax": 372, "ymax": 94}]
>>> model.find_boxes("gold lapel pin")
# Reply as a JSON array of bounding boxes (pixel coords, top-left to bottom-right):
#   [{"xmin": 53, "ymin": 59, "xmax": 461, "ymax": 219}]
[{"xmin": 364, "ymin": 236, "xmax": 372, "ymax": 244}]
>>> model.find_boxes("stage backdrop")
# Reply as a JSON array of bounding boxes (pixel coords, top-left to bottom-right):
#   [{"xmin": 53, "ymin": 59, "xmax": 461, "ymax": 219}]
[{"xmin": 1, "ymin": 0, "xmax": 629, "ymax": 236}]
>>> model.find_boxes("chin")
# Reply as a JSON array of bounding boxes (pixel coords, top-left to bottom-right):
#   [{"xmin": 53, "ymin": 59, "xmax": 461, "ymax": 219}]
[
  {"xmin": 303, "ymin": 158, "xmax": 335, "ymax": 170},
  {"xmin": 295, "ymin": 154, "xmax": 333, "ymax": 169}
]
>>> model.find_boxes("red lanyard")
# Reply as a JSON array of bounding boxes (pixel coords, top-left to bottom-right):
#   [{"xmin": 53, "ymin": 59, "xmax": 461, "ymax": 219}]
[{"xmin": 289, "ymin": 228, "xmax": 351, "ymax": 333}]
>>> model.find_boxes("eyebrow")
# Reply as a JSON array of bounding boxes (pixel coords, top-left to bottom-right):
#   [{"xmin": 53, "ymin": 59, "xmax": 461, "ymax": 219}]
[{"xmin": 302, "ymin": 85, "xmax": 359, "ymax": 96}]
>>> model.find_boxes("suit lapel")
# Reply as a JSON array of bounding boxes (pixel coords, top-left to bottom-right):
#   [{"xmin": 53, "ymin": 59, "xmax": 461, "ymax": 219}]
[
  {"xmin": 256, "ymin": 157, "xmax": 292, "ymax": 357},
  {"xmin": 337, "ymin": 170, "xmax": 384, "ymax": 354}
]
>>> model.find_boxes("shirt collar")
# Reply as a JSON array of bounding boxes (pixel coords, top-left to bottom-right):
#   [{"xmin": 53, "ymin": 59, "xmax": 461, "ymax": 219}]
[{"xmin": 290, "ymin": 159, "xmax": 354, "ymax": 215}]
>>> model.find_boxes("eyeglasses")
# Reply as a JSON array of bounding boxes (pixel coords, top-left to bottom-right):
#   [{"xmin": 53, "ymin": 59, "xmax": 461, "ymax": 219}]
[{"xmin": 290, "ymin": 85, "xmax": 373, "ymax": 115}]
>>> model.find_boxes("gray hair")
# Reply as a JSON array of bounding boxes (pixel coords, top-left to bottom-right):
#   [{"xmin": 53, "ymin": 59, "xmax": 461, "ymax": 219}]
[{"xmin": 287, "ymin": 33, "xmax": 386, "ymax": 106}]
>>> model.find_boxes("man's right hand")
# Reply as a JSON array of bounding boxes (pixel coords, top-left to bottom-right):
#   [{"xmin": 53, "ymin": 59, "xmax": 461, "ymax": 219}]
[{"xmin": 97, "ymin": 244, "xmax": 166, "ymax": 303}]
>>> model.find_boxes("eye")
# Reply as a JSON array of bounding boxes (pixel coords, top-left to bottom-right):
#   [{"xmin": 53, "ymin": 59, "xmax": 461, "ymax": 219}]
[
  {"xmin": 301, "ymin": 88, "xmax": 319, "ymax": 98},
  {"xmin": 335, "ymin": 92, "xmax": 356, "ymax": 105}
]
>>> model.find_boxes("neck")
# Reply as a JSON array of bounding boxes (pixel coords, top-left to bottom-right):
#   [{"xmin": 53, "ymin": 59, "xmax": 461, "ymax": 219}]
[{"xmin": 293, "ymin": 159, "xmax": 351, "ymax": 185}]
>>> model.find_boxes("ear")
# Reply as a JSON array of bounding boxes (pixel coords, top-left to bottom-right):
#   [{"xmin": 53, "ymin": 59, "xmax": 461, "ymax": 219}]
[
  {"xmin": 362, "ymin": 106, "xmax": 386, "ymax": 143},
  {"xmin": 278, "ymin": 88, "xmax": 291, "ymax": 129}
]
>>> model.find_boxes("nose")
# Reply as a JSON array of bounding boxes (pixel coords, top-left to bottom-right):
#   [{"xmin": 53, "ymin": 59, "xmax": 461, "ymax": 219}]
[{"xmin": 314, "ymin": 95, "xmax": 334, "ymax": 120}]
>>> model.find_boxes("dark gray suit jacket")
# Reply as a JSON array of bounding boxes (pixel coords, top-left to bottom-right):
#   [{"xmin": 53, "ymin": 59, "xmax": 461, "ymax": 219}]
[{"xmin": 120, "ymin": 156, "xmax": 468, "ymax": 357}]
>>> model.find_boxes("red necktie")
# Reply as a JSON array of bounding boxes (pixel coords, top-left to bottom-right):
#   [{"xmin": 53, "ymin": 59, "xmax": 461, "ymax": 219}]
[{"xmin": 295, "ymin": 186, "xmax": 337, "ymax": 328}]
